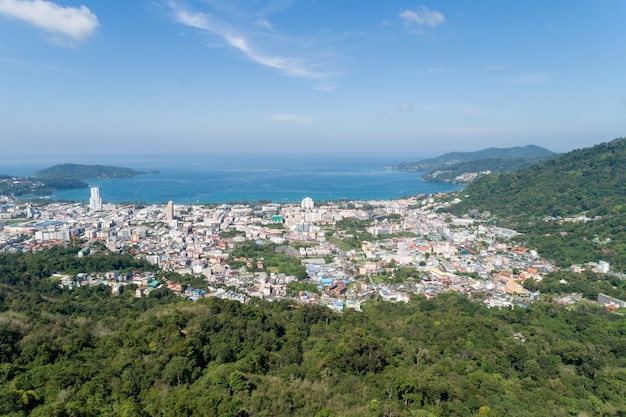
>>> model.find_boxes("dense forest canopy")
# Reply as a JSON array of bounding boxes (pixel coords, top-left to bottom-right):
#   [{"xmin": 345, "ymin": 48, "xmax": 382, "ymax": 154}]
[{"xmin": 1, "ymin": 247, "xmax": 626, "ymax": 416}]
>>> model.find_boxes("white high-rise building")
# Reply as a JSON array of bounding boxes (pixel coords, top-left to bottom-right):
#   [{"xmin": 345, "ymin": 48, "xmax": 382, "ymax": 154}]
[
  {"xmin": 301, "ymin": 197, "xmax": 314, "ymax": 210},
  {"xmin": 166, "ymin": 201, "xmax": 174, "ymax": 221},
  {"xmin": 89, "ymin": 186, "xmax": 102, "ymax": 211}
]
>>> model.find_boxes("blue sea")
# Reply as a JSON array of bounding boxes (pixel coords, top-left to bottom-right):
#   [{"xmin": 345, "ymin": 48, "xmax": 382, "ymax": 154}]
[{"xmin": 5, "ymin": 154, "xmax": 463, "ymax": 204}]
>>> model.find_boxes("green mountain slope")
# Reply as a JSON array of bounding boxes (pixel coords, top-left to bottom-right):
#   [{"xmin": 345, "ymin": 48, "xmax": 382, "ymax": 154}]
[
  {"xmin": 449, "ymin": 137, "xmax": 626, "ymax": 268},
  {"xmin": 34, "ymin": 163, "xmax": 141, "ymax": 179},
  {"xmin": 395, "ymin": 145, "xmax": 557, "ymax": 183},
  {"xmin": 2, "ymin": 246, "xmax": 626, "ymax": 416},
  {"xmin": 451, "ymin": 138, "xmax": 626, "ymax": 218}
]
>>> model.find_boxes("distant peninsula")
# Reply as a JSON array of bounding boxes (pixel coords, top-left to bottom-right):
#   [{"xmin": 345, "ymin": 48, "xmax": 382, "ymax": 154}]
[
  {"xmin": 0, "ymin": 164, "xmax": 158, "ymax": 197},
  {"xmin": 33, "ymin": 163, "xmax": 148, "ymax": 180},
  {"xmin": 394, "ymin": 145, "xmax": 557, "ymax": 184}
]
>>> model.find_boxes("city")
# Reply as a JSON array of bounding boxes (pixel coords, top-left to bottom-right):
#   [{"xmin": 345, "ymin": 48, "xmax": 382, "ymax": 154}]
[{"xmin": 1, "ymin": 186, "xmax": 617, "ymax": 312}]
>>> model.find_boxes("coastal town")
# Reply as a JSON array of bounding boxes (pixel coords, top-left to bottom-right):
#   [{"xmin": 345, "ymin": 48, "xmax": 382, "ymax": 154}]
[{"xmin": 0, "ymin": 189, "xmax": 617, "ymax": 311}]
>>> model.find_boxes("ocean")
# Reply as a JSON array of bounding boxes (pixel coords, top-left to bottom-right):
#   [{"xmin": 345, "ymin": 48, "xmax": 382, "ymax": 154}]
[{"xmin": 6, "ymin": 154, "xmax": 463, "ymax": 204}]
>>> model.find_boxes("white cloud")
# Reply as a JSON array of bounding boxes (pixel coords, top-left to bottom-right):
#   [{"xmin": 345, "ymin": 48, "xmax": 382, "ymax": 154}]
[
  {"xmin": 255, "ymin": 18, "xmax": 273, "ymax": 31},
  {"xmin": 168, "ymin": 1, "xmax": 326, "ymax": 81},
  {"xmin": 269, "ymin": 113, "xmax": 311, "ymax": 124},
  {"xmin": 485, "ymin": 64, "xmax": 506, "ymax": 71},
  {"xmin": 399, "ymin": 6, "xmax": 444, "ymax": 28},
  {"xmin": 224, "ymin": 33, "xmax": 323, "ymax": 79},
  {"xmin": 0, "ymin": 0, "xmax": 98, "ymax": 42},
  {"xmin": 398, "ymin": 103, "xmax": 413, "ymax": 111}
]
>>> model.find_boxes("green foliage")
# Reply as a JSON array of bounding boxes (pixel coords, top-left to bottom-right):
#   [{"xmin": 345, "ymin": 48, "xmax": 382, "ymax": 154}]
[
  {"xmin": 286, "ymin": 281, "xmax": 320, "ymax": 296},
  {"xmin": 230, "ymin": 240, "xmax": 308, "ymax": 280},
  {"xmin": 528, "ymin": 270, "xmax": 626, "ymax": 301},
  {"xmin": 2, "ymin": 248, "xmax": 626, "ymax": 416},
  {"xmin": 335, "ymin": 218, "xmax": 371, "ymax": 231},
  {"xmin": 0, "ymin": 244, "xmax": 157, "ymax": 292},
  {"xmin": 39, "ymin": 177, "xmax": 88, "ymax": 190},
  {"xmin": 0, "ymin": 176, "xmax": 61, "ymax": 196},
  {"xmin": 329, "ymin": 218, "xmax": 377, "ymax": 250}
]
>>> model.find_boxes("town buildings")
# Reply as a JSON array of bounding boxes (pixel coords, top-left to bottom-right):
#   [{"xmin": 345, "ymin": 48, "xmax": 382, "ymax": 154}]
[{"xmin": 0, "ymin": 192, "xmax": 612, "ymax": 311}]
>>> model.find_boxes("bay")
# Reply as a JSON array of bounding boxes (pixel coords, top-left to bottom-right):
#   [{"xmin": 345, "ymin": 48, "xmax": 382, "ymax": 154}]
[{"xmin": 40, "ymin": 154, "xmax": 462, "ymax": 204}]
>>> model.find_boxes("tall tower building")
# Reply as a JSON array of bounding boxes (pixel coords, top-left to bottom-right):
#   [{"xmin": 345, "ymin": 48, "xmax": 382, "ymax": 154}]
[
  {"xmin": 166, "ymin": 201, "xmax": 174, "ymax": 221},
  {"xmin": 89, "ymin": 186, "xmax": 102, "ymax": 211},
  {"xmin": 301, "ymin": 197, "xmax": 314, "ymax": 210}
]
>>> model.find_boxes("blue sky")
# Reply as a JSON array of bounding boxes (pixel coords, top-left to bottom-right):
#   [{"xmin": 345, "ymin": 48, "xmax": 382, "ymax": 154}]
[{"xmin": 1, "ymin": 0, "xmax": 625, "ymax": 161}]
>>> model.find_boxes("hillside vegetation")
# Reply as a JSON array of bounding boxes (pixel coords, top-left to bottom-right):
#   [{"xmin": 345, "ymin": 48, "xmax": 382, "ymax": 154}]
[
  {"xmin": 2, "ymin": 247, "xmax": 626, "ymax": 416},
  {"xmin": 395, "ymin": 145, "xmax": 556, "ymax": 183},
  {"xmin": 448, "ymin": 137, "xmax": 626, "ymax": 268}
]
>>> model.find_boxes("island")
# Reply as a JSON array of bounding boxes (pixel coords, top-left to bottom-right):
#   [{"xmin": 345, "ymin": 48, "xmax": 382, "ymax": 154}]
[{"xmin": 33, "ymin": 163, "xmax": 147, "ymax": 180}]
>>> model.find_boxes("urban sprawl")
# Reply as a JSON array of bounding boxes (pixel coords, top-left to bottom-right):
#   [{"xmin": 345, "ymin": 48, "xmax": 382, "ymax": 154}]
[{"xmin": 0, "ymin": 187, "xmax": 619, "ymax": 311}]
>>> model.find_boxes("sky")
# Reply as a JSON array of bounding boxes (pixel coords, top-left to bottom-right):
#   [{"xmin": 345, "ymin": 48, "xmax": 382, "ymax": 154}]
[{"xmin": 0, "ymin": 0, "xmax": 625, "ymax": 162}]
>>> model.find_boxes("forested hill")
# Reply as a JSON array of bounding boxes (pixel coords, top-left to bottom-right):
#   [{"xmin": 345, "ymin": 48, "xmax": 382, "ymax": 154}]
[
  {"xmin": 450, "ymin": 137, "xmax": 626, "ymax": 219},
  {"xmin": 448, "ymin": 136, "xmax": 626, "ymax": 268},
  {"xmin": 394, "ymin": 145, "xmax": 556, "ymax": 184},
  {"xmin": 2, "ymin": 246, "xmax": 626, "ymax": 416},
  {"xmin": 34, "ymin": 163, "xmax": 142, "ymax": 179}
]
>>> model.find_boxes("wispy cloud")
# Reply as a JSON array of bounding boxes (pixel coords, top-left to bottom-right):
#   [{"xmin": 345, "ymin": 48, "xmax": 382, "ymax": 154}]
[
  {"xmin": 269, "ymin": 113, "xmax": 312, "ymax": 124},
  {"xmin": 0, "ymin": 0, "xmax": 98, "ymax": 44},
  {"xmin": 398, "ymin": 103, "xmax": 413, "ymax": 111},
  {"xmin": 167, "ymin": 1, "xmax": 329, "ymax": 82},
  {"xmin": 399, "ymin": 6, "xmax": 445, "ymax": 28},
  {"xmin": 255, "ymin": 18, "xmax": 273, "ymax": 31}
]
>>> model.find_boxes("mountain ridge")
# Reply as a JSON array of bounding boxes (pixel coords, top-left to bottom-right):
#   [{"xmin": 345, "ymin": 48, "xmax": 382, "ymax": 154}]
[
  {"xmin": 447, "ymin": 136, "xmax": 626, "ymax": 268},
  {"xmin": 394, "ymin": 145, "xmax": 557, "ymax": 183}
]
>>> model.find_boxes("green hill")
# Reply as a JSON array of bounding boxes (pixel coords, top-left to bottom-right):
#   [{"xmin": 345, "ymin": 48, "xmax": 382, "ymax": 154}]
[
  {"xmin": 2, "ymin": 246, "xmax": 626, "ymax": 416},
  {"xmin": 34, "ymin": 163, "xmax": 142, "ymax": 180},
  {"xmin": 395, "ymin": 145, "xmax": 557, "ymax": 183},
  {"xmin": 448, "ymin": 137, "xmax": 626, "ymax": 268}
]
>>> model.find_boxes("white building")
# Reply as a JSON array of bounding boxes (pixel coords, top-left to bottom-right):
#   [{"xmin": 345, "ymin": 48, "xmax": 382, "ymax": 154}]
[
  {"xmin": 301, "ymin": 197, "xmax": 314, "ymax": 210},
  {"xmin": 166, "ymin": 201, "xmax": 174, "ymax": 222},
  {"xmin": 89, "ymin": 187, "xmax": 102, "ymax": 211}
]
